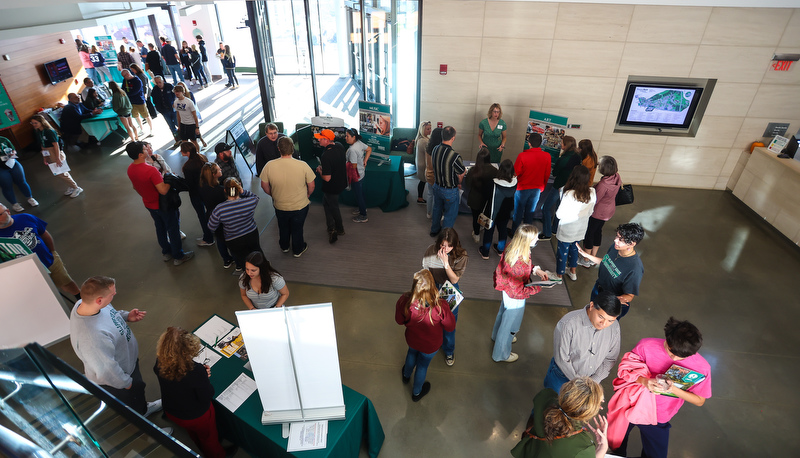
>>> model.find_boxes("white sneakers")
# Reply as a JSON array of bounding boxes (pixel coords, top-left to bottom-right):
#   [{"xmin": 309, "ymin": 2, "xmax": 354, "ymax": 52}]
[
  {"xmin": 64, "ymin": 187, "xmax": 75, "ymax": 195},
  {"xmin": 144, "ymin": 399, "xmax": 163, "ymax": 417},
  {"xmin": 27, "ymin": 197, "xmax": 39, "ymax": 207},
  {"xmin": 11, "ymin": 203, "xmax": 24, "ymax": 212},
  {"xmin": 70, "ymin": 187, "xmax": 83, "ymax": 198}
]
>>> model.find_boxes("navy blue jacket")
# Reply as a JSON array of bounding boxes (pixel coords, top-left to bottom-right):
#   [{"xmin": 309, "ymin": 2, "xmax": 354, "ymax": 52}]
[
  {"xmin": 60, "ymin": 101, "xmax": 94, "ymax": 135},
  {"xmin": 123, "ymin": 76, "xmax": 145, "ymax": 105},
  {"xmin": 151, "ymin": 82, "xmax": 176, "ymax": 113}
]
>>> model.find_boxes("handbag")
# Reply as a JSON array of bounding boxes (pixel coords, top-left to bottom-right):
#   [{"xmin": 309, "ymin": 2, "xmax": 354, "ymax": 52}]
[
  {"xmin": 346, "ymin": 162, "xmax": 360, "ymax": 185},
  {"xmin": 615, "ymin": 183, "xmax": 634, "ymax": 206},
  {"xmin": 477, "ymin": 182, "xmax": 496, "ymax": 230}
]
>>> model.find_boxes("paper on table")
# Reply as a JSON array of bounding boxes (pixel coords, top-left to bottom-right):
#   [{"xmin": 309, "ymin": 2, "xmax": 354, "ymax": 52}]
[
  {"xmin": 194, "ymin": 315, "xmax": 235, "ymax": 346},
  {"xmin": 216, "ymin": 373, "xmax": 257, "ymax": 413},
  {"xmin": 48, "ymin": 160, "xmax": 71, "ymax": 175},
  {"xmin": 192, "ymin": 345, "xmax": 223, "ymax": 368},
  {"xmin": 286, "ymin": 421, "xmax": 328, "ymax": 452}
]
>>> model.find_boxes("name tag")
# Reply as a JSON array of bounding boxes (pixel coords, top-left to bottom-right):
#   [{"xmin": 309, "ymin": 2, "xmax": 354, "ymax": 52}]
[
  {"xmin": 41, "ymin": 150, "xmax": 50, "ymax": 157},
  {"xmin": 497, "ymin": 125, "xmax": 503, "ymax": 130}
]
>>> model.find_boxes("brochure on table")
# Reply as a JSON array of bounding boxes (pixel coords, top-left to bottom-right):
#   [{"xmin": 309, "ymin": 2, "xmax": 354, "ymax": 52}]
[{"xmin": 525, "ymin": 110, "xmax": 569, "ymax": 162}]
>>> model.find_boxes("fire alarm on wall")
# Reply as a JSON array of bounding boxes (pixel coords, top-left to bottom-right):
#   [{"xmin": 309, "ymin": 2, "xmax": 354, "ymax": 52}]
[
  {"xmin": 192, "ymin": 20, "xmax": 197, "ymax": 26},
  {"xmin": 437, "ymin": 122, "xmax": 443, "ymax": 129},
  {"xmin": 59, "ymin": 38, "xmax": 65, "ymax": 44},
  {"xmin": 439, "ymin": 64, "xmax": 447, "ymax": 75}
]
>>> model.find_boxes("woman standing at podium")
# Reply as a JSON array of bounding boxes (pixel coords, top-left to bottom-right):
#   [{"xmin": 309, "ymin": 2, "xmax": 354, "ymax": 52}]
[{"xmin": 154, "ymin": 327, "xmax": 236, "ymax": 458}]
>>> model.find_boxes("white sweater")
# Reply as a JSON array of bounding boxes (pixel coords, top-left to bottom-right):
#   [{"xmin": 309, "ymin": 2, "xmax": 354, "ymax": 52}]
[{"xmin": 556, "ymin": 188, "xmax": 596, "ymax": 243}]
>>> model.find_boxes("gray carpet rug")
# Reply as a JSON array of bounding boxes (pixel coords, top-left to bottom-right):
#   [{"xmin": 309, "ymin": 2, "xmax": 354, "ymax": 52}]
[{"xmin": 258, "ymin": 179, "xmax": 573, "ymax": 307}]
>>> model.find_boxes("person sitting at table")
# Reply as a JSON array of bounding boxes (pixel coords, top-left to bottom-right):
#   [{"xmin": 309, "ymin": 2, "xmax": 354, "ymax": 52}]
[
  {"xmin": 239, "ymin": 251, "xmax": 289, "ymax": 309},
  {"xmin": 154, "ymin": 327, "xmax": 237, "ymax": 458},
  {"xmin": 83, "ymin": 87, "xmax": 106, "ymax": 111},
  {"xmin": 60, "ymin": 93, "xmax": 102, "ymax": 151}
]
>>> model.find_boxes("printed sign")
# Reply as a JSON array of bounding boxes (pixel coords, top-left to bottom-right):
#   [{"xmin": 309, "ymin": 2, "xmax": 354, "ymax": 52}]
[
  {"xmin": 358, "ymin": 101, "xmax": 391, "ymax": 154},
  {"xmin": 0, "ymin": 80, "xmax": 20, "ymax": 129},
  {"xmin": 0, "ymin": 237, "xmax": 33, "ymax": 264},
  {"xmin": 526, "ymin": 110, "xmax": 569, "ymax": 160},
  {"xmin": 94, "ymin": 35, "xmax": 118, "ymax": 63}
]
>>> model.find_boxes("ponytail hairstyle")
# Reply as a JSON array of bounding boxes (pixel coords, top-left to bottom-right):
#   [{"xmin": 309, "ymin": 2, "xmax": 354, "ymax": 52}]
[
  {"xmin": 562, "ymin": 165, "xmax": 592, "ymax": 204},
  {"xmin": 543, "ymin": 377, "xmax": 603, "ymax": 443},
  {"xmin": 224, "ymin": 177, "xmax": 243, "ymax": 198}
]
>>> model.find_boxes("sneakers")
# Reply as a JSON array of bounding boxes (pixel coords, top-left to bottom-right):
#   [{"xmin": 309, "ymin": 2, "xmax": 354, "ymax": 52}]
[
  {"xmin": 472, "ymin": 232, "xmax": 480, "ymax": 244},
  {"xmin": 293, "ymin": 243, "xmax": 308, "ymax": 258},
  {"xmin": 281, "ymin": 247, "xmax": 290, "ymax": 253},
  {"xmin": 417, "ymin": 198, "xmax": 426, "ymax": 204},
  {"xmin": 329, "ymin": 231, "xmax": 338, "ymax": 244},
  {"xmin": 544, "ymin": 270, "xmax": 563, "ymax": 283},
  {"xmin": 11, "ymin": 203, "xmax": 24, "ymax": 212},
  {"xmin": 197, "ymin": 239, "xmax": 215, "ymax": 247},
  {"xmin": 173, "ymin": 251, "xmax": 195, "ymax": 266},
  {"xmin": 160, "ymin": 427, "xmax": 174, "ymax": 436},
  {"xmin": 172, "ymin": 140, "xmax": 182, "ymax": 148},
  {"xmin": 567, "ymin": 270, "xmax": 577, "ymax": 281},
  {"xmin": 412, "ymin": 381, "xmax": 431, "ymax": 402},
  {"xmin": 223, "ymin": 259, "xmax": 234, "ymax": 269},
  {"xmin": 336, "ymin": 228, "xmax": 346, "ymax": 235},
  {"xmin": 27, "ymin": 198, "xmax": 39, "ymax": 207},
  {"xmin": 69, "ymin": 187, "xmax": 83, "ymax": 198},
  {"xmin": 352, "ymin": 209, "xmax": 361, "ymax": 215},
  {"xmin": 64, "ymin": 187, "xmax": 75, "ymax": 196},
  {"xmin": 162, "ymin": 253, "xmax": 173, "ymax": 262},
  {"xmin": 538, "ymin": 233, "xmax": 551, "ymax": 241},
  {"xmin": 499, "ymin": 352, "xmax": 519, "ymax": 363},
  {"xmin": 577, "ymin": 257, "xmax": 596, "ymax": 268},
  {"xmin": 445, "ymin": 354, "xmax": 454, "ymax": 366},
  {"xmin": 233, "ymin": 266, "xmax": 244, "ymax": 274},
  {"xmin": 353, "ymin": 215, "xmax": 368, "ymax": 223},
  {"xmin": 179, "ymin": 231, "xmax": 187, "ymax": 240},
  {"xmin": 479, "ymin": 247, "xmax": 489, "ymax": 260},
  {"xmin": 492, "ymin": 243, "xmax": 504, "ymax": 256},
  {"xmin": 401, "ymin": 366, "xmax": 410, "ymax": 384},
  {"xmin": 512, "ymin": 336, "xmax": 518, "ymax": 343},
  {"xmin": 144, "ymin": 399, "xmax": 163, "ymax": 417}
]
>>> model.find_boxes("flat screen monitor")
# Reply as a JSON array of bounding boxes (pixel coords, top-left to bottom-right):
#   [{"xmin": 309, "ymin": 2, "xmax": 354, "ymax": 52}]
[
  {"xmin": 43, "ymin": 58, "xmax": 73, "ymax": 85},
  {"xmin": 614, "ymin": 77, "xmax": 716, "ymax": 137}
]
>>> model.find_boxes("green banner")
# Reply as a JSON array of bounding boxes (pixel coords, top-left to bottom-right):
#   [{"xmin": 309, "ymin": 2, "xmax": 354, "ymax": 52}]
[
  {"xmin": 358, "ymin": 101, "xmax": 391, "ymax": 154},
  {"xmin": 0, "ymin": 237, "xmax": 32, "ymax": 264},
  {"xmin": 0, "ymin": 80, "xmax": 21, "ymax": 129},
  {"xmin": 526, "ymin": 110, "xmax": 569, "ymax": 159},
  {"xmin": 95, "ymin": 35, "xmax": 118, "ymax": 63}
]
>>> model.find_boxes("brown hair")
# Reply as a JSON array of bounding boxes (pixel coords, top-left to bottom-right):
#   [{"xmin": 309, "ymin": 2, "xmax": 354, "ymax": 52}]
[
  {"xmin": 224, "ymin": 177, "xmax": 243, "ymax": 198},
  {"xmin": 80, "ymin": 276, "xmax": 116, "ymax": 301},
  {"xmin": 200, "ymin": 162, "xmax": 220, "ymax": 187},
  {"xmin": 278, "ymin": 137, "xmax": 295, "ymax": 156},
  {"xmin": 436, "ymin": 227, "xmax": 468, "ymax": 261},
  {"xmin": 578, "ymin": 139, "xmax": 598, "ymax": 168},
  {"xmin": 561, "ymin": 136, "xmax": 578, "ymax": 154},
  {"xmin": 156, "ymin": 327, "xmax": 202, "ymax": 381},
  {"xmin": 563, "ymin": 165, "xmax": 592, "ymax": 204},
  {"xmin": 543, "ymin": 377, "xmax": 603, "ymax": 443},
  {"xmin": 402, "ymin": 269, "xmax": 443, "ymax": 325},
  {"xmin": 30, "ymin": 114, "xmax": 53, "ymax": 130}
]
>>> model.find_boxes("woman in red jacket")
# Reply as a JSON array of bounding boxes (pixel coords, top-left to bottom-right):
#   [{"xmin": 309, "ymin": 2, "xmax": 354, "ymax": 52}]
[
  {"xmin": 396, "ymin": 269, "xmax": 455, "ymax": 402},
  {"xmin": 491, "ymin": 224, "xmax": 549, "ymax": 363}
]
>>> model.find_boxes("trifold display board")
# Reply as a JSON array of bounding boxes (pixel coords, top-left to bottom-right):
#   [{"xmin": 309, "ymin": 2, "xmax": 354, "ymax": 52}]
[{"xmin": 235, "ymin": 303, "xmax": 345, "ymax": 425}]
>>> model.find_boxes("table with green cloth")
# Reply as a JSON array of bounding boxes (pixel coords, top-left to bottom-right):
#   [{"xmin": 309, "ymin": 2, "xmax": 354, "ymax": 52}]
[
  {"xmin": 309, "ymin": 155, "xmax": 408, "ymax": 212},
  {"xmin": 195, "ymin": 315, "xmax": 385, "ymax": 457},
  {"xmin": 81, "ymin": 108, "xmax": 125, "ymax": 141}
]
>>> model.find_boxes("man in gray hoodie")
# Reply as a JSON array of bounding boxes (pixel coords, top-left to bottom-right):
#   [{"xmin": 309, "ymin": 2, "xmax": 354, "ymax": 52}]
[{"xmin": 69, "ymin": 276, "xmax": 162, "ymax": 417}]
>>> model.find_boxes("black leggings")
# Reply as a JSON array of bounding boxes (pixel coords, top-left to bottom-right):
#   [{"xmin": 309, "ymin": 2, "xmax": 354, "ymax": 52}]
[
  {"xmin": 583, "ymin": 216, "xmax": 606, "ymax": 248},
  {"xmin": 226, "ymin": 229, "xmax": 262, "ymax": 269},
  {"xmin": 417, "ymin": 181, "xmax": 426, "ymax": 200}
]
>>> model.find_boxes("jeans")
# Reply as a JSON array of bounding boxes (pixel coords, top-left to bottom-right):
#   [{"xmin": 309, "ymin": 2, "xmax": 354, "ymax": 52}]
[
  {"xmin": 439, "ymin": 282, "xmax": 459, "ymax": 356},
  {"xmin": 94, "ymin": 65, "xmax": 112, "ymax": 83},
  {"xmin": 352, "ymin": 177, "xmax": 366, "ymax": 216},
  {"xmin": 322, "ymin": 192, "xmax": 344, "ymax": 233},
  {"xmin": 556, "ymin": 239, "xmax": 579, "ymax": 275},
  {"xmin": 615, "ymin": 421, "xmax": 672, "ymax": 458},
  {"xmin": 147, "ymin": 207, "xmax": 184, "ymax": 259},
  {"xmin": 159, "ymin": 109, "xmax": 179, "ymax": 139},
  {"xmin": 403, "ymin": 347, "xmax": 437, "ymax": 396},
  {"xmin": 189, "ymin": 192, "xmax": 214, "ymax": 243},
  {"xmin": 100, "ymin": 360, "xmax": 147, "ymax": 415},
  {"xmin": 430, "ymin": 184, "xmax": 459, "ymax": 234},
  {"xmin": 193, "ymin": 65, "xmax": 208, "ymax": 85},
  {"xmin": 425, "ymin": 184, "xmax": 434, "ymax": 215},
  {"xmin": 226, "ymin": 229, "xmax": 262, "ymax": 269},
  {"xmin": 591, "ymin": 282, "xmax": 630, "ymax": 319},
  {"xmin": 225, "ymin": 68, "xmax": 238, "ymax": 86},
  {"xmin": 541, "ymin": 186, "xmax": 561, "ymax": 237},
  {"xmin": 0, "ymin": 162, "xmax": 33, "ymax": 204},
  {"xmin": 491, "ymin": 292, "xmax": 526, "ymax": 361},
  {"xmin": 167, "ymin": 63, "xmax": 185, "ymax": 85},
  {"xmin": 512, "ymin": 188, "xmax": 541, "ymax": 235},
  {"xmin": 85, "ymin": 67, "xmax": 100, "ymax": 86},
  {"xmin": 481, "ymin": 210, "xmax": 510, "ymax": 256},
  {"xmin": 543, "ymin": 357, "xmax": 570, "ymax": 393},
  {"xmin": 275, "ymin": 205, "xmax": 309, "ymax": 255}
]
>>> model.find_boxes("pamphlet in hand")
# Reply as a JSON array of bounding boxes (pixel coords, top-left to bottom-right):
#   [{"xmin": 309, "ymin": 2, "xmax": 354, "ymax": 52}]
[
  {"xmin": 438, "ymin": 280, "xmax": 463, "ymax": 311},
  {"xmin": 657, "ymin": 364, "xmax": 706, "ymax": 397},
  {"xmin": 48, "ymin": 159, "xmax": 71, "ymax": 176},
  {"xmin": 525, "ymin": 279, "xmax": 561, "ymax": 288}
]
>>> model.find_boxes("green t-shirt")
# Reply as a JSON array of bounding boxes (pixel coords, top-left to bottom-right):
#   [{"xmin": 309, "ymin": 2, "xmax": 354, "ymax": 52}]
[
  {"xmin": 0, "ymin": 136, "xmax": 15, "ymax": 170},
  {"xmin": 35, "ymin": 128, "xmax": 60, "ymax": 150},
  {"xmin": 511, "ymin": 389, "xmax": 596, "ymax": 458}
]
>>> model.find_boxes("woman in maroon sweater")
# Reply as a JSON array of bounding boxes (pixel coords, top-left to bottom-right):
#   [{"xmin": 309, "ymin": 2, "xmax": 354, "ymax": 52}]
[{"xmin": 396, "ymin": 269, "xmax": 455, "ymax": 402}]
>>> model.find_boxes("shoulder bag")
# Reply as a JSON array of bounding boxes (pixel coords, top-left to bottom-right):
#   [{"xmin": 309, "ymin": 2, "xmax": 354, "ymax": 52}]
[{"xmin": 615, "ymin": 183, "xmax": 634, "ymax": 206}]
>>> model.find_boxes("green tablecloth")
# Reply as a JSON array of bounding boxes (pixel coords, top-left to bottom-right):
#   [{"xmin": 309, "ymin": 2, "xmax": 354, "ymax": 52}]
[
  {"xmin": 81, "ymin": 109, "xmax": 124, "ymax": 141},
  {"xmin": 310, "ymin": 155, "xmax": 408, "ymax": 212},
  {"xmin": 197, "ymin": 315, "xmax": 385, "ymax": 458}
]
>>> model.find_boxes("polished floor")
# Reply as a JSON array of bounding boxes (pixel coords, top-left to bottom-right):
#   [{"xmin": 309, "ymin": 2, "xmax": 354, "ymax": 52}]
[{"xmin": 9, "ymin": 85, "xmax": 798, "ymax": 456}]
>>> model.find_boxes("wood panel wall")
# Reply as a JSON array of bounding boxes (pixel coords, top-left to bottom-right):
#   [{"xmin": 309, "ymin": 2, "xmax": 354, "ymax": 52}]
[{"xmin": 0, "ymin": 32, "xmax": 88, "ymax": 149}]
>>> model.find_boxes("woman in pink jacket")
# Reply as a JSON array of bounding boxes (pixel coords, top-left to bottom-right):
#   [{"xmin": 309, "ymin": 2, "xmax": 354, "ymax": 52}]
[{"xmin": 579, "ymin": 156, "xmax": 621, "ymax": 267}]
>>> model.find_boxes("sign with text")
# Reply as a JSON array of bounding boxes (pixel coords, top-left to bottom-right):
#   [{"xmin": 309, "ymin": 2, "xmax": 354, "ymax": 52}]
[
  {"xmin": 0, "ymin": 237, "xmax": 33, "ymax": 264},
  {"xmin": 94, "ymin": 35, "xmax": 118, "ymax": 63},
  {"xmin": 0, "ymin": 80, "xmax": 21, "ymax": 129},
  {"xmin": 358, "ymin": 101, "xmax": 391, "ymax": 154},
  {"xmin": 526, "ymin": 110, "xmax": 569, "ymax": 160},
  {"xmin": 226, "ymin": 119, "xmax": 256, "ymax": 173}
]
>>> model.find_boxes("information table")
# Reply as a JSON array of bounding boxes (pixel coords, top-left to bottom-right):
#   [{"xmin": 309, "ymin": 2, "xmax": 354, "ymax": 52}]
[
  {"xmin": 81, "ymin": 109, "xmax": 125, "ymax": 141},
  {"xmin": 196, "ymin": 315, "xmax": 385, "ymax": 457},
  {"xmin": 309, "ymin": 154, "xmax": 408, "ymax": 212}
]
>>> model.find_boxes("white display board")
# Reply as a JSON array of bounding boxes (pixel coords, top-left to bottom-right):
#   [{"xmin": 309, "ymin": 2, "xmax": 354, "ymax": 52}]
[
  {"xmin": 0, "ymin": 254, "xmax": 71, "ymax": 348},
  {"xmin": 235, "ymin": 303, "xmax": 345, "ymax": 424}
]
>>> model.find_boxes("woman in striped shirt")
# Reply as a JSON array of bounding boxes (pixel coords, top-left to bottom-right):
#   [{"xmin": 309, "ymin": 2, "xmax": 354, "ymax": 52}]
[{"xmin": 207, "ymin": 177, "xmax": 261, "ymax": 272}]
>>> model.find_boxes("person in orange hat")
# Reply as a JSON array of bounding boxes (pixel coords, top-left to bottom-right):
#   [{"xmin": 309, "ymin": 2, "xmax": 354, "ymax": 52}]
[{"xmin": 314, "ymin": 129, "xmax": 347, "ymax": 244}]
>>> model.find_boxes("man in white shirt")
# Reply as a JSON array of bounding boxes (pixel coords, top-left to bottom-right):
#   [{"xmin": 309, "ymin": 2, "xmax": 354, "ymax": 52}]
[{"xmin": 173, "ymin": 84, "xmax": 199, "ymax": 151}]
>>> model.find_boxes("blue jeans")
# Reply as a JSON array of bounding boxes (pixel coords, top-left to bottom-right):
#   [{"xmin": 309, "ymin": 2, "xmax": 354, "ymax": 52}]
[
  {"xmin": 189, "ymin": 192, "xmax": 214, "ymax": 243},
  {"xmin": 591, "ymin": 282, "xmax": 630, "ymax": 319},
  {"xmin": 0, "ymin": 162, "xmax": 33, "ymax": 204},
  {"xmin": 616, "ymin": 421, "xmax": 671, "ymax": 458},
  {"xmin": 193, "ymin": 66, "xmax": 208, "ymax": 85},
  {"xmin": 491, "ymin": 292, "xmax": 526, "ymax": 361},
  {"xmin": 541, "ymin": 187, "xmax": 561, "ymax": 237},
  {"xmin": 167, "ymin": 63, "xmax": 185, "ymax": 85},
  {"xmin": 430, "ymin": 184, "xmax": 459, "ymax": 234},
  {"xmin": 403, "ymin": 347, "xmax": 437, "ymax": 396},
  {"xmin": 512, "ymin": 188, "xmax": 541, "ymax": 234},
  {"xmin": 481, "ymin": 210, "xmax": 510, "ymax": 256},
  {"xmin": 352, "ymin": 177, "xmax": 366, "ymax": 216},
  {"xmin": 225, "ymin": 68, "xmax": 238, "ymax": 86},
  {"xmin": 556, "ymin": 240, "xmax": 579, "ymax": 275},
  {"xmin": 439, "ymin": 282, "xmax": 459, "ymax": 356},
  {"xmin": 159, "ymin": 109, "xmax": 179, "ymax": 139},
  {"xmin": 275, "ymin": 205, "xmax": 309, "ymax": 255},
  {"xmin": 543, "ymin": 357, "xmax": 569, "ymax": 393},
  {"xmin": 147, "ymin": 207, "xmax": 184, "ymax": 259},
  {"xmin": 85, "ymin": 67, "xmax": 100, "ymax": 86}
]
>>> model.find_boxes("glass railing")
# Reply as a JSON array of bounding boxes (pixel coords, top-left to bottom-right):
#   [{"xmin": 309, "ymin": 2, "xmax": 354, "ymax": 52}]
[{"xmin": 0, "ymin": 343, "xmax": 199, "ymax": 457}]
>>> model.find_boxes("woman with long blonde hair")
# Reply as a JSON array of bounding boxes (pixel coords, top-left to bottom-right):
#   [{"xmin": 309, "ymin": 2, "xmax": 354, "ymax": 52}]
[
  {"xmin": 395, "ymin": 269, "xmax": 455, "ymax": 402},
  {"xmin": 511, "ymin": 377, "xmax": 608, "ymax": 458},
  {"xmin": 154, "ymin": 327, "xmax": 233, "ymax": 457},
  {"xmin": 491, "ymin": 224, "xmax": 549, "ymax": 362},
  {"xmin": 415, "ymin": 120, "xmax": 431, "ymax": 204}
]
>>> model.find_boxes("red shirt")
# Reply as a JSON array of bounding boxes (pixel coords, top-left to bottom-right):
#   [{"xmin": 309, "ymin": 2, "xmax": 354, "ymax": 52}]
[
  {"xmin": 494, "ymin": 253, "xmax": 542, "ymax": 299},
  {"xmin": 395, "ymin": 294, "xmax": 455, "ymax": 353},
  {"xmin": 514, "ymin": 147, "xmax": 551, "ymax": 191},
  {"xmin": 127, "ymin": 162, "xmax": 163, "ymax": 210}
]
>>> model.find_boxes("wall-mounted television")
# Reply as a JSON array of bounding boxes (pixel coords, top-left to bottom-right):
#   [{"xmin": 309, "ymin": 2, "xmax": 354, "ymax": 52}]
[
  {"xmin": 614, "ymin": 76, "xmax": 716, "ymax": 137},
  {"xmin": 43, "ymin": 58, "xmax": 73, "ymax": 85}
]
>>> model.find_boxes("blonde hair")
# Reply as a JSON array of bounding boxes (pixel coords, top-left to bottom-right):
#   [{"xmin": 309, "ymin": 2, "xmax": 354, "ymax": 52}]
[
  {"xmin": 415, "ymin": 121, "xmax": 431, "ymax": 141},
  {"xmin": 487, "ymin": 103, "xmax": 502, "ymax": 119},
  {"xmin": 403, "ymin": 269, "xmax": 442, "ymax": 325},
  {"xmin": 543, "ymin": 377, "xmax": 603, "ymax": 442},
  {"xmin": 156, "ymin": 327, "xmax": 202, "ymax": 381},
  {"xmin": 504, "ymin": 224, "xmax": 539, "ymax": 267}
]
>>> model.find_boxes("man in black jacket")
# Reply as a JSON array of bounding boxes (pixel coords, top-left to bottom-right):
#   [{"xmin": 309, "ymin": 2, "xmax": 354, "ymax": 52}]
[
  {"xmin": 151, "ymin": 76, "xmax": 180, "ymax": 148},
  {"xmin": 145, "ymin": 44, "xmax": 165, "ymax": 77},
  {"xmin": 61, "ymin": 93, "xmax": 102, "ymax": 151},
  {"xmin": 254, "ymin": 123, "xmax": 289, "ymax": 175}
]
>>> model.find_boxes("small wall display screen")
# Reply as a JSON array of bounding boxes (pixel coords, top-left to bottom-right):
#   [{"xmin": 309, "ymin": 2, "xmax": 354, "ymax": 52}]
[
  {"xmin": 43, "ymin": 58, "xmax": 73, "ymax": 85},
  {"xmin": 619, "ymin": 84, "xmax": 703, "ymax": 129}
]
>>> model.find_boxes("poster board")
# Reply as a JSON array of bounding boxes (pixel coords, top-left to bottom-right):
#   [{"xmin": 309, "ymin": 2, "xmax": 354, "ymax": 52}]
[
  {"xmin": 0, "ymin": 254, "xmax": 71, "ymax": 349},
  {"xmin": 235, "ymin": 303, "xmax": 345, "ymax": 424},
  {"xmin": 526, "ymin": 110, "xmax": 568, "ymax": 162},
  {"xmin": 0, "ymin": 79, "xmax": 21, "ymax": 129},
  {"xmin": 94, "ymin": 35, "xmax": 118, "ymax": 63},
  {"xmin": 358, "ymin": 101, "xmax": 391, "ymax": 154},
  {"xmin": 225, "ymin": 119, "xmax": 256, "ymax": 174}
]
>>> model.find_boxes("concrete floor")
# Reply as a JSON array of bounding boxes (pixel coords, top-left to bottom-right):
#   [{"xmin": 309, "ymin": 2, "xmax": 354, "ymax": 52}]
[{"xmin": 10, "ymin": 86, "xmax": 799, "ymax": 456}]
